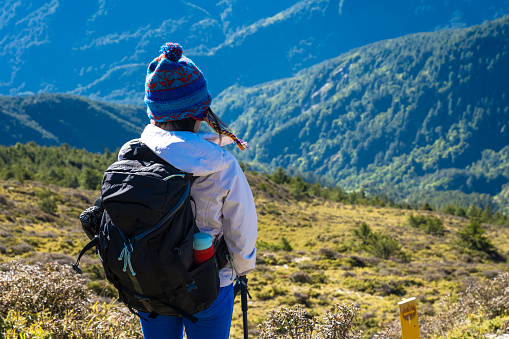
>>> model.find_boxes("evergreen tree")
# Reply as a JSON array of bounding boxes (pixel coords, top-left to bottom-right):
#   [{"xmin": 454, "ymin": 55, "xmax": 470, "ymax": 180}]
[{"xmin": 271, "ymin": 167, "xmax": 291, "ymax": 184}]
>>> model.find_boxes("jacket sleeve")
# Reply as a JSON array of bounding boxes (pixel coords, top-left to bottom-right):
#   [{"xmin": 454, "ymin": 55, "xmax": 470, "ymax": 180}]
[{"xmin": 219, "ymin": 157, "xmax": 258, "ymax": 276}]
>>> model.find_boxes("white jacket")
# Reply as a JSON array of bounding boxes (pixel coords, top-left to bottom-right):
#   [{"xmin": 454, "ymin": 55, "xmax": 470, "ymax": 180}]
[{"xmin": 118, "ymin": 124, "xmax": 258, "ymax": 287}]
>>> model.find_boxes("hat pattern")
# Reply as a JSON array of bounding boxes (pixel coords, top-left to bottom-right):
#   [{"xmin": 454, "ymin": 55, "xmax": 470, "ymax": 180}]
[{"xmin": 144, "ymin": 43, "xmax": 211, "ymax": 122}]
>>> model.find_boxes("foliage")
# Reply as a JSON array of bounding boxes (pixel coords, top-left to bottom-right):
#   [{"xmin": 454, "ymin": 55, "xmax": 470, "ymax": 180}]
[
  {"xmin": 36, "ymin": 189, "xmax": 59, "ymax": 215},
  {"xmin": 258, "ymin": 303, "xmax": 361, "ymax": 339},
  {"xmin": 352, "ymin": 223, "xmax": 406, "ymax": 260},
  {"xmin": 0, "ymin": 142, "xmax": 117, "ymax": 190},
  {"xmin": 419, "ymin": 272, "xmax": 509, "ymax": 338},
  {"xmin": 1, "ymin": 161, "xmax": 508, "ymax": 338},
  {"xmin": 289, "ymin": 176, "xmax": 309, "ymax": 200},
  {"xmin": 456, "ymin": 219, "xmax": 501, "ymax": 259},
  {"xmin": 256, "ymin": 237, "xmax": 293, "ymax": 252},
  {"xmin": 271, "ymin": 167, "xmax": 291, "ymax": 185},
  {"xmin": 407, "ymin": 213, "xmax": 445, "ymax": 235},
  {"xmin": 0, "ymin": 260, "xmax": 142, "ymax": 338}
]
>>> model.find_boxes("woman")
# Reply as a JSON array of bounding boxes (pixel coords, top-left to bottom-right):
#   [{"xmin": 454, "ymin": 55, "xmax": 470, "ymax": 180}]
[{"xmin": 120, "ymin": 42, "xmax": 257, "ymax": 338}]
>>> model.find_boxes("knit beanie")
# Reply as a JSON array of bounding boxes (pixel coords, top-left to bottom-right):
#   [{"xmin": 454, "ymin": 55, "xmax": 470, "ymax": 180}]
[{"xmin": 145, "ymin": 42, "xmax": 247, "ymax": 150}]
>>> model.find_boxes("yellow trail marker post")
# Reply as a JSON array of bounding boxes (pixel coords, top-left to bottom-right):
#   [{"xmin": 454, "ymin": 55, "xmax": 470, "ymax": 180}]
[{"xmin": 398, "ymin": 297, "xmax": 420, "ymax": 339}]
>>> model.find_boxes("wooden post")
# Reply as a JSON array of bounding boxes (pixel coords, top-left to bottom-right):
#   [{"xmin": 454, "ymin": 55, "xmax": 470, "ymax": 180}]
[{"xmin": 398, "ymin": 297, "xmax": 420, "ymax": 339}]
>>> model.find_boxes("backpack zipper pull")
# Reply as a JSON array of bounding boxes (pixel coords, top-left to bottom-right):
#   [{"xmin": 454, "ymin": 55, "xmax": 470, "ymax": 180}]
[
  {"xmin": 163, "ymin": 173, "xmax": 186, "ymax": 181},
  {"xmin": 118, "ymin": 241, "xmax": 136, "ymax": 276}
]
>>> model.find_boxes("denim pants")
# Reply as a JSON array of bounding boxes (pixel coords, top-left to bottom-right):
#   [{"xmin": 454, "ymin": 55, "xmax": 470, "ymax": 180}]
[{"xmin": 139, "ymin": 283, "xmax": 234, "ymax": 339}]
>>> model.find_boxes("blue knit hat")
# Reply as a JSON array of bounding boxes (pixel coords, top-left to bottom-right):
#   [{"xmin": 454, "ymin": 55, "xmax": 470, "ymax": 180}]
[{"xmin": 144, "ymin": 42, "xmax": 212, "ymax": 122}]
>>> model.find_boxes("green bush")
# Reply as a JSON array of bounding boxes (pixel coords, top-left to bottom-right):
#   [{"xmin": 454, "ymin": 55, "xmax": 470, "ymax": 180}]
[
  {"xmin": 352, "ymin": 223, "xmax": 405, "ymax": 260},
  {"xmin": 365, "ymin": 233, "xmax": 401, "ymax": 260},
  {"xmin": 36, "ymin": 190, "xmax": 58, "ymax": 214},
  {"xmin": 270, "ymin": 167, "xmax": 291, "ymax": 184},
  {"xmin": 289, "ymin": 176, "xmax": 308, "ymax": 200},
  {"xmin": 456, "ymin": 219, "xmax": 498, "ymax": 258},
  {"xmin": 407, "ymin": 213, "xmax": 445, "ymax": 235}
]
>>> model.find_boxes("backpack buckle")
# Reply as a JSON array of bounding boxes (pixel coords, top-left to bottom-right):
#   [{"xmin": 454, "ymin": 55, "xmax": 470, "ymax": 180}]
[
  {"xmin": 174, "ymin": 247, "xmax": 182, "ymax": 256},
  {"xmin": 135, "ymin": 294, "xmax": 151, "ymax": 302}
]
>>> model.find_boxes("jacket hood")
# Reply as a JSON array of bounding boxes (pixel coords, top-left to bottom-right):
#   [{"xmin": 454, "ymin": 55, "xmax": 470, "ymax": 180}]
[{"xmin": 137, "ymin": 124, "xmax": 230, "ymax": 176}]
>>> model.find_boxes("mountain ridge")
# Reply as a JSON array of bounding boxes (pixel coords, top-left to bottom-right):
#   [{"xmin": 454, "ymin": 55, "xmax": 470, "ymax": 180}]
[
  {"xmin": 0, "ymin": 94, "xmax": 144, "ymax": 152},
  {"xmin": 213, "ymin": 16, "xmax": 509, "ymax": 212},
  {"xmin": 2, "ymin": 0, "xmax": 509, "ymax": 104}
]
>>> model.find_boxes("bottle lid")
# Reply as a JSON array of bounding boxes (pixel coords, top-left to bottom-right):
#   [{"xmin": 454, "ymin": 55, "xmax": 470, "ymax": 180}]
[{"xmin": 193, "ymin": 232, "xmax": 213, "ymax": 250}]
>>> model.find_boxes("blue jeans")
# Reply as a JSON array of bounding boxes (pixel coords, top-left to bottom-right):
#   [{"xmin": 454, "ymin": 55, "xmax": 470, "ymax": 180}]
[{"xmin": 139, "ymin": 284, "xmax": 234, "ymax": 339}]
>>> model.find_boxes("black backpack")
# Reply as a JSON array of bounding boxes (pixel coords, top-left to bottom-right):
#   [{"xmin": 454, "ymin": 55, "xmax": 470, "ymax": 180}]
[{"xmin": 73, "ymin": 140, "xmax": 229, "ymax": 322}]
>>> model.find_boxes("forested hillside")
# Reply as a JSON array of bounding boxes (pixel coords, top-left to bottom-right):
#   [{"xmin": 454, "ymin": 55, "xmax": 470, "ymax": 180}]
[
  {"xmin": 214, "ymin": 16, "xmax": 509, "ymax": 213},
  {"xmin": 0, "ymin": 94, "xmax": 144, "ymax": 152}
]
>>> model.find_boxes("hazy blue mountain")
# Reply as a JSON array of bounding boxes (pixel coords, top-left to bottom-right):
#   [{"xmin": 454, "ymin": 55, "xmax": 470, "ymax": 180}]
[
  {"xmin": 1, "ymin": 0, "xmax": 509, "ymax": 105},
  {"xmin": 213, "ymin": 16, "xmax": 509, "ymax": 213},
  {"xmin": 0, "ymin": 94, "xmax": 144, "ymax": 152}
]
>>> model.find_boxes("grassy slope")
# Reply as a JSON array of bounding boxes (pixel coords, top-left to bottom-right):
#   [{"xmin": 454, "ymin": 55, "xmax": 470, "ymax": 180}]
[{"xmin": 0, "ymin": 175, "xmax": 508, "ymax": 338}]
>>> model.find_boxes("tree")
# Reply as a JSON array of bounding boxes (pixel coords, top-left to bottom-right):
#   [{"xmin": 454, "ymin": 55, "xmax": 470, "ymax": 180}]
[
  {"xmin": 81, "ymin": 168, "xmax": 101, "ymax": 190},
  {"xmin": 456, "ymin": 219, "xmax": 496, "ymax": 255},
  {"xmin": 271, "ymin": 167, "xmax": 290, "ymax": 184},
  {"xmin": 482, "ymin": 204, "xmax": 492, "ymax": 222},
  {"xmin": 289, "ymin": 176, "xmax": 308, "ymax": 200},
  {"xmin": 353, "ymin": 222, "xmax": 373, "ymax": 244}
]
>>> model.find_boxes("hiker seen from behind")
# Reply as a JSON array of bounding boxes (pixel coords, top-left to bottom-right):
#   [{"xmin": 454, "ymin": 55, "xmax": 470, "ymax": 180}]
[{"xmin": 75, "ymin": 42, "xmax": 257, "ymax": 339}]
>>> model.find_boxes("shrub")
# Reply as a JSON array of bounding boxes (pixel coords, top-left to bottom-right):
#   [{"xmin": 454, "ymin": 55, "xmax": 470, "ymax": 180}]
[
  {"xmin": 365, "ymin": 233, "xmax": 402, "ymax": 260},
  {"xmin": 0, "ymin": 260, "xmax": 141, "ymax": 338},
  {"xmin": 353, "ymin": 222, "xmax": 404, "ymax": 260},
  {"xmin": 279, "ymin": 237, "xmax": 293, "ymax": 252},
  {"xmin": 319, "ymin": 248, "xmax": 338, "ymax": 259},
  {"xmin": 37, "ymin": 190, "xmax": 58, "ymax": 214},
  {"xmin": 289, "ymin": 271, "xmax": 313, "ymax": 284},
  {"xmin": 256, "ymin": 237, "xmax": 293, "ymax": 252},
  {"xmin": 407, "ymin": 213, "xmax": 445, "ymax": 235},
  {"xmin": 419, "ymin": 272, "xmax": 509, "ymax": 338},
  {"xmin": 10, "ymin": 242, "xmax": 34, "ymax": 255},
  {"xmin": 352, "ymin": 222, "xmax": 373, "ymax": 244},
  {"xmin": 258, "ymin": 303, "xmax": 361, "ymax": 339},
  {"xmin": 456, "ymin": 219, "xmax": 499, "ymax": 258},
  {"xmin": 289, "ymin": 176, "xmax": 308, "ymax": 200},
  {"xmin": 270, "ymin": 167, "xmax": 291, "ymax": 184},
  {"xmin": 256, "ymin": 286, "xmax": 288, "ymax": 301}
]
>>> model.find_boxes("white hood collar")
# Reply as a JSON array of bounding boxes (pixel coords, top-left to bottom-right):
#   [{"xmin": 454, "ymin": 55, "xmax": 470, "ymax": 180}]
[{"xmin": 139, "ymin": 124, "xmax": 229, "ymax": 176}]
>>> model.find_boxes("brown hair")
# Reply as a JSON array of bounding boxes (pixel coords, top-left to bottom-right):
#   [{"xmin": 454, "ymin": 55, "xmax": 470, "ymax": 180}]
[
  {"xmin": 153, "ymin": 108, "xmax": 231, "ymax": 144},
  {"xmin": 153, "ymin": 117, "xmax": 196, "ymax": 132}
]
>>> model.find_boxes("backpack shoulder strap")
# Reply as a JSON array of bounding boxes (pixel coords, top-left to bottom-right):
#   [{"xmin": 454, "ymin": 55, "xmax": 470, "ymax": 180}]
[
  {"xmin": 121, "ymin": 140, "xmax": 195, "ymax": 182},
  {"xmin": 120, "ymin": 139, "xmax": 143, "ymax": 160}
]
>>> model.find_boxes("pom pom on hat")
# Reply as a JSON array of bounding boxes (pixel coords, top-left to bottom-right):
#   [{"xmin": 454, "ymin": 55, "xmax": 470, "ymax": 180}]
[{"xmin": 159, "ymin": 42, "xmax": 183, "ymax": 62}]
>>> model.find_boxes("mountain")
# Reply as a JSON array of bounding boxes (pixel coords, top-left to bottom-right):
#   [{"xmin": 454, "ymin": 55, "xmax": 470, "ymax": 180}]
[
  {"xmin": 1, "ymin": 0, "xmax": 509, "ymax": 104},
  {"xmin": 0, "ymin": 94, "xmax": 144, "ymax": 152},
  {"xmin": 1, "ymin": 16, "xmax": 508, "ymax": 213},
  {"xmin": 213, "ymin": 16, "xmax": 509, "ymax": 213}
]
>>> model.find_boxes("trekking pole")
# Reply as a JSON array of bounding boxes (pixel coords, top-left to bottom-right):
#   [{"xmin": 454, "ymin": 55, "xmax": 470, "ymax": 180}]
[{"xmin": 235, "ymin": 276, "xmax": 251, "ymax": 339}]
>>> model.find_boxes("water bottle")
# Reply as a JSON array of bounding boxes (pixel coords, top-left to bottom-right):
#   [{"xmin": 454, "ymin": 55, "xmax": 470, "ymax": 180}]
[{"xmin": 193, "ymin": 232, "xmax": 214, "ymax": 266}]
